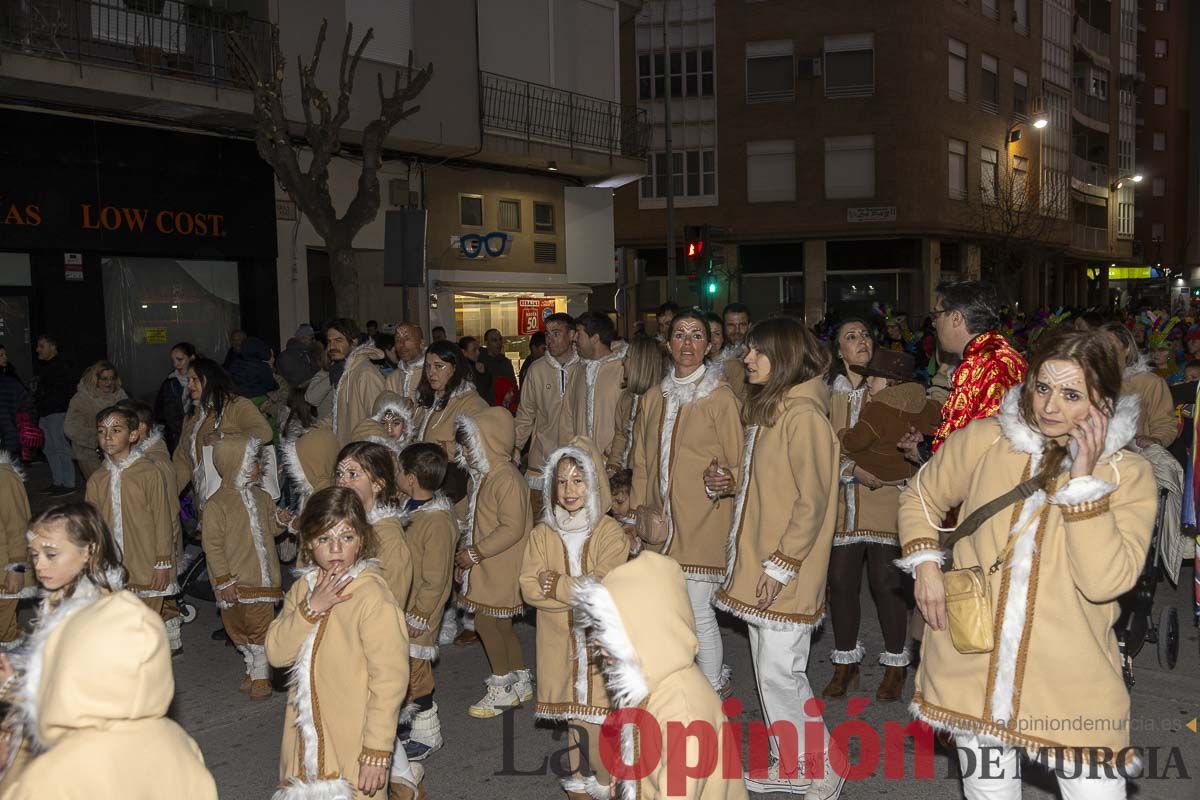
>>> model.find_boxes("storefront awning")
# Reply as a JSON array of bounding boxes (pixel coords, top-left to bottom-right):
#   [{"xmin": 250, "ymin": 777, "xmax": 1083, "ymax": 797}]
[{"xmin": 435, "ymin": 280, "xmax": 593, "ymax": 296}]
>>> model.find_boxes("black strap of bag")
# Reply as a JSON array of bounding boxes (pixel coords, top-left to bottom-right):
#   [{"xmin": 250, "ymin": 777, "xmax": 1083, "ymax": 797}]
[{"xmin": 940, "ymin": 477, "xmax": 1042, "ymax": 558}]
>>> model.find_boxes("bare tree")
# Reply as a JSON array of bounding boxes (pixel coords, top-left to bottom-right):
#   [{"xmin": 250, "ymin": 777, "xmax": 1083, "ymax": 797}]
[
  {"xmin": 228, "ymin": 21, "xmax": 433, "ymax": 320},
  {"xmin": 968, "ymin": 156, "xmax": 1068, "ymax": 304}
]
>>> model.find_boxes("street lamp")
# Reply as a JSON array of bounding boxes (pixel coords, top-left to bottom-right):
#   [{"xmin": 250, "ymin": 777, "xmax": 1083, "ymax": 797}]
[
  {"xmin": 1007, "ymin": 113, "xmax": 1049, "ymax": 145},
  {"xmin": 1112, "ymin": 173, "xmax": 1144, "ymax": 190}
]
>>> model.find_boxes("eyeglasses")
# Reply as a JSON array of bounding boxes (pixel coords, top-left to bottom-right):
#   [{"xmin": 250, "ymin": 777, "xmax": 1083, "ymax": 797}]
[{"xmin": 930, "ymin": 308, "xmax": 950, "ymax": 318}]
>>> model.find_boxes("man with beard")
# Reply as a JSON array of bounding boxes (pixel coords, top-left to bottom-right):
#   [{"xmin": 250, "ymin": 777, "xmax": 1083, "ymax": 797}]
[
  {"xmin": 323, "ymin": 318, "xmax": 386, "ymax": 446},
  {"xmin": 719, "ymin": 302, "xmax": 751, "ymax": 399}
]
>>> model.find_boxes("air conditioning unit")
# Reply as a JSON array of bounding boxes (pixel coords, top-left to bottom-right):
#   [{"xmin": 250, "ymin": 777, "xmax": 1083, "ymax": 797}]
[{"xmin": 797, "ymin": 57, "xmax": 822, "ymax": 79}]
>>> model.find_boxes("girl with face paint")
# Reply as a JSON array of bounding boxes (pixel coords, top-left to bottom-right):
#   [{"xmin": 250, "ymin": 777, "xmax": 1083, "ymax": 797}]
[
  {"xmin": 898, "ymin": 328, "xmax": 1158, "ymax": 799},
  {"xmin": 518, "ymin": 436, "xmax": 629, "ymax": 799}
]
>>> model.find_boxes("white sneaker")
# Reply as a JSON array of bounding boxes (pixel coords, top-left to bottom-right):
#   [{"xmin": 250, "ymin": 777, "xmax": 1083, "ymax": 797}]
[
  {"xmin": 512, "ymin": 669, "xmax": 534, "ymax": 702},
  {"xmin": 468, "ymin": 674, "xmax": 521, "ymax": 719},
  {"xmin": 743, "ymin": 757, "xmax": 812, "ymax": 795},
  {"xmin": 437, "ymin": 608, "xmax": 460, "ymax": 646},
  {"xmin": 404, "ymin": 703, "xmax": 443, "ymax": 761},
  {"xmin": 807, "ymin": 750, "xmax": 847, "ymax": 800}
]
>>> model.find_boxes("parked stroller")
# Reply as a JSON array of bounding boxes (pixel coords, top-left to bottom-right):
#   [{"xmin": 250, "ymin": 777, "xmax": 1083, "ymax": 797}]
[{"xmin": 1114, "ymin": 487, "xmax": 1180, "ymax": 689}]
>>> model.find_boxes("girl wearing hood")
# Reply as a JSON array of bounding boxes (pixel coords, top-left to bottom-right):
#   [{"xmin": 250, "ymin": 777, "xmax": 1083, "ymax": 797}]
[
  {"xmin": 1101, "ymin": 322, "xmax": 1178, "ymax": 448},
  {"xmin": 267, "ymin": 487, "xmax": 419, "ymax": 800},
  {"xmin": 453, "ymin": 408, "xmax": 534, "ymax": 718},
  {"xmin": 349, "ymin": 392, "xmax": 418, "ymax": 456},
  {"xmin": 0, "ymin": 503, "xmax": 217, "ymax": 799},
  {"xmin": 64, "ymin": 360, "xmax": 128, "ymax": 479},
  {"xmin": 334, "ymin": 442, "xmax": 415, "ymax": 614},
  {"xmin": 172, "ymin": 358, "xmax": 273, "ymax": 505},
  {"xmin": 201, "ymin": 435, "xmax": 284, "ymax": 701},
  {"xmin": 0, "ymin": 451, "xmax": 34, "ymax": 652},
  {"xmin": 519, "ymin": 436, "xmax": 629, "ymax": 800},
  {"xmin": 572, "ymin": 552, "xmax": 749, "ymax": 800},
  {"xmin": 898, "ymin": 328, "xmax": 1157, "ymax": 798},
  {"xmin": 416, "ymin": 341, "xmax": 489, "ymax": 462},
  {"xmin": 629, "ymin": 310, "xmax": 744, "ymax": 695},
  {"xmin": 711, "ymin": 318, "xmax": 845, "ymax": 799}
]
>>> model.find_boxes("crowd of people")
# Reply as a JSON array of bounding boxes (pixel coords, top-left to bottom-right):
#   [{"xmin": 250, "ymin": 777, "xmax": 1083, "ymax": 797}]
[{"xmin": 0, "ymin": 280, "xmax": 1187, "ymax": 800}]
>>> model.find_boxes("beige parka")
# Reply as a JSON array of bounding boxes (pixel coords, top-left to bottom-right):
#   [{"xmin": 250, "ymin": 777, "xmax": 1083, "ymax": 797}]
[
  {"xmin": 896, "ymin": 388, "xmax": 1157, "ymax": 768},
  {"xmin": 85, "ymin": 450, "xmax": 174, "ymax": 598},
  {"xmin": 519, "ymin": 437, "xmax": 628, "ymax": 723},
  {"xmin": 454, "ymin": 408, "xmax": 533, "ymax": 618},
  {"xmin": 173, "ymin": 396, "xmax": 272, "ymax": 494},
  {"xmin": 0, "ymin": 454, "xmax": 34, "ymax": 602},
  {"xmin": 715, "ymin": 377, "xmax": 839, "ymax": 630},
  {"xmin": 629, "ymin": 362, "xmax": 743, "ymax": 581},
  {"xmin": 327, "ymin": 343, "xmax": 388, "ymax": 447}
]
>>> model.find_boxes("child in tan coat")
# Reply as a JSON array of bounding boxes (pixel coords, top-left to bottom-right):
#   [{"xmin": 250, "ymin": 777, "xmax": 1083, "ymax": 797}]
[
  {"xmin": 452, "ymin": 408, "xmax": 533, "ymax": 718},
  {"xmin": 519, "ymin": 436, "xmax": 629, "ymax": 800},
  {"xmin": 0, "ymin": 453, "xmax": 35, "ymax": 650},
  {"xmin": 395, "ymin": 443, "xmax": 458, "ymax": 762},
  {"xmin": 201, "ymin": 436, "xmax": 284, "ymax": 701},
  {"xmin": 84, "ymin": 406, "xmax": 178, "ymax": 645},
  {"xmin": 267, "ymin": 486, "xmax": 422, "ymax": 800}
]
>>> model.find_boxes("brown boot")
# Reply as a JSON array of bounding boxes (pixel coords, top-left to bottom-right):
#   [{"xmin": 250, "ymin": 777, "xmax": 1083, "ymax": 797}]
[
  {"xmin": 821, "ymin": 663, "xmax": 860, "ymax": 698},
  {"xmin": 454, "ymin": 628, "xmax": 479, "ymax": 646},
  {"xmin": 389, "ymin": 781, "xmax": 426, "ymax": 800},
  {"xmin": 238, "ymin": 675, "xmax": 253, "ymax": 694},
  {"xmin": 875, "ymin": 666, "xmax": 906, "ymax": 701},
  {"xmin": 248, "ymin": 679, "xmax": 273, "ymax": 701}
]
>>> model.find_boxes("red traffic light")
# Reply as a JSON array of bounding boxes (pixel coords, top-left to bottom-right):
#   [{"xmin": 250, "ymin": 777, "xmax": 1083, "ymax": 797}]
[{"xmin": 687, "ymin": 240, "xmax": 704, "ymax": 258}]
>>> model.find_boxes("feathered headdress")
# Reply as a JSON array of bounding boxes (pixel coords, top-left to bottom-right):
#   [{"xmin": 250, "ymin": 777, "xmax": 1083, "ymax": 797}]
[{"xmin": 1147, "ymin": 313, "xmax": 1181, "ymax": 350}]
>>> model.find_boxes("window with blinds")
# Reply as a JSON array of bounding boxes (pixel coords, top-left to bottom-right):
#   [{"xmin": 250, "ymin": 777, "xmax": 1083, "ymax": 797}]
[
  {"xmin": 948, "ymin": 39, "xmax": 967, "ymax": 102},
  {"xmin": 824, "ymin": 33, "xmax": 874, "ymax": 99},
  {"xmin": 747, "ymin": 140, "xmax": 796, "ymax": 202},
  {"xmin": 746, "ymin": 41, "xmax": 794, "ymax": 104},
  {"xmin": 825, "ymin": 136, "xmax": 875, "ymax": 199},
  {"xmin": 498, "ymin": 199, "xmax": 520, "ymax": 232},
  {"xmin": 948, "ymin": 139, "xmax": 967, "ymax": 200}
]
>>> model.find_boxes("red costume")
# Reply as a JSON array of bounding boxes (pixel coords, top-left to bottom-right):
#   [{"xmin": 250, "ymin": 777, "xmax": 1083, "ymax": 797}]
[{"xmin": 932, "ymin": 331, "xmax": 1027, "ymax": 451}]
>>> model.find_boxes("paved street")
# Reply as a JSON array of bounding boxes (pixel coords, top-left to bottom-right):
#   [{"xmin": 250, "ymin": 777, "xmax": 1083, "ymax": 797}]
[{"xmin": 23, "ymin": 466, "xmax": 1200, "ymax": 799}]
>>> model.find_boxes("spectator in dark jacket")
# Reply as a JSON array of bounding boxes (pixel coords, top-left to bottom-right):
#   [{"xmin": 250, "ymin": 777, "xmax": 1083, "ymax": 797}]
[
  {"xmin": 518, "ymin": 331, "xmax": 546, "ymax": 388},
  {"xmin": 480, "ymin": 329, "xmax": 517, "ymax": 406},
  {"xmin": 0, "ymin": 344, "xmax": 21, "ymax": 385},
  {"xmin": 227, "ymin": 336, "xmax": 278, "ymax": 399},
  {"xmin": 222, "ymin": 329, "xmax": 246, "ymax": 370},
  {"xmin": 0, "ymin": 372, "xmax": 29, "ymax": 459},
  {"xmin": 276, "ymin": 325, "xmax": 318, "ymax": 388},
  {"xmin": 154, "ymin": 342, "xmax": 196, "ymax": 454},
  {"xmin": 33, "ymin": 334, "xmax": 78, "ymax": 494}
]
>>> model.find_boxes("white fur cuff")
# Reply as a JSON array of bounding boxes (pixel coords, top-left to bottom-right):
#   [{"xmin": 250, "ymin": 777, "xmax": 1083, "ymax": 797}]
[
  {"xmin": 1050, "ymin": 475, "xmax": 1117, "ymax": 507},
  {"xmin": 405, "ymin": 613, "xmax": 429, "ymax": 632},
  {"xmin": 831, "ymin": 642, "xmax": 865, "ymax": 664},
  {"xmin": 893, "ymin": 550, "xmax": 946, "ymax": 575},
  {"xmin": 761, "ymin": 559, "xmax": 794, "ymax": 587}
]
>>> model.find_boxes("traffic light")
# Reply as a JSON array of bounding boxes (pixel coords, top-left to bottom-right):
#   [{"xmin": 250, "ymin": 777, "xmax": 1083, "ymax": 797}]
[
  {"xmin": 684, "ymin": 225, "xmax": 706, "ymax": 261},
  {"xmin": 705, "ymin": 271, "xmax": 719, "ymax": 295}
]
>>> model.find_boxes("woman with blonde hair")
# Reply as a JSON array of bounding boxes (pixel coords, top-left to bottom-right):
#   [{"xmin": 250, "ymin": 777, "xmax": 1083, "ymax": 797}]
[
  {"xmin": 605, "ymin": 334, "xmax": 666, "ymax": 474},
  {"xmin": 712, "ymin": 316, "xmax": 845, "ymax": 799},
  {"xmin": 898, "ymin": 327, "xmax": 1156, "ymax": 798},
  {"xmin": 64, "ymin": 360, "xmax": 127, "ymax": 479}
]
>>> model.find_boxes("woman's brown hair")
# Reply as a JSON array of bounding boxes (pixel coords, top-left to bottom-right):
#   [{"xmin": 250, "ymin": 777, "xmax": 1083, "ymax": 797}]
[
  {"xmin": 295, "ymin": 486, "xmax": 379, "ymax": 566},
  {"xmin": 1019, "ymin": 327, "xmax": 1124, "ymax": 491},
  {"xmin": 623, "ymin": 335, "xmax": 668, "ymax": 396},
  {"xmin": 27, "ymin": 502, "xmax": 125, "ymax": 595},
  {"xmin": 1099, "ymin": 321, "xmax": 1140, "ymax": 370},
  {"xmin": 742, "ymin": 316, "xmax": 830, "ymax": 428},
  {"xmin": 336, "ymin": 441, "xmax": 401, "ymax": 507}
]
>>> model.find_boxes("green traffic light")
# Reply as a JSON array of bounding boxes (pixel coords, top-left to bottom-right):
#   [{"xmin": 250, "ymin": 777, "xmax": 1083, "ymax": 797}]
[{"xmin": 706, "ymin": 281, "xmax": 718, "ymax": 294}]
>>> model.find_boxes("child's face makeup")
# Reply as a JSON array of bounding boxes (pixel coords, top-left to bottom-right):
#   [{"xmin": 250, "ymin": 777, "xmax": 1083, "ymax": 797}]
[
  {"xmin": 96, "ymin": 415, "xmax": 137, "ymax": 458},
  {"xmin": 335, "ymin": 457, "xmax": 380, "ymax": 511},
  {"xmin": 28, "ymin": 520, "xmax": 90, "ymax": 592},
  {"xmin": 611, "ymin": 490, "xmax": 630, "ymax": 517},
  {"xmin": 382, "ymin": 413, "xmax": 407, "ymax": 441},
  {"xmin": 555, "ymin": 460, "xmax": 587, "ymax": 513},
  {"xmin": 310, "ymin": 520, "xmax": 361, "ymax": 571}
]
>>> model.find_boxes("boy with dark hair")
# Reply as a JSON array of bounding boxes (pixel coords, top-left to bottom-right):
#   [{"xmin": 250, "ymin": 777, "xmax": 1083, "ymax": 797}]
[
  {"xmin": 397, "ymin": 442, "xmax": 459, "ymax": 760},
  {"xmin": 85, "ymin": 405, "xmax": 179, "ymax": 649},
  {"xmin": 567, "ymin": 312, "xmax": 627, "ymax": 457}
]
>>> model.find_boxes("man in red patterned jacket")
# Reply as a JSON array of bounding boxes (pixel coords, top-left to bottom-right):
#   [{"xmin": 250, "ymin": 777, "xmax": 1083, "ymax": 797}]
[{"xmin": 901, "ymin": 281, "xmax": 1027, "ymax": 462}]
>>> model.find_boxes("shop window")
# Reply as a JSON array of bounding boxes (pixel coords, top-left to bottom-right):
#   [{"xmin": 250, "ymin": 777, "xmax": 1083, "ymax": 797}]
[
  {"xmin": 534, "ymin": 202, "xmax": 555, "ymax": 233},
  {"xmin": 459, "ymin": 194, "xmax": 483, "ymax": 227},
  {"xmin": 498, "ymin": 199, "xmax": 521, "ymax": 231},
  {"xmin": 534, "ymin": 241, "xmax": 558, "ymax": 263}
]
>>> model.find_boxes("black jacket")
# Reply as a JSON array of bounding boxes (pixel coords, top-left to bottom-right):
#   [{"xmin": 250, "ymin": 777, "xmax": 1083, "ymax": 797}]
[
  {"xmin": 33, "ymin": 356, "xmax": 76, "ymax": 417},
  {"xmin": 0, "ymin": 374, "xmax": 30, "ymax": 458},
  {"xmin": 276, "ymin": 341, "xmax": 316, "ymax": 388},
  {"xmin": 154, "ymin": 374, "xmax": 189, "ymax": 455}
]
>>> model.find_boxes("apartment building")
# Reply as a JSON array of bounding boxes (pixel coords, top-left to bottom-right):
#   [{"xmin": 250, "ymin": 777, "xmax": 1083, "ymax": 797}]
[
  {"xmin": 613, "ymin": 0, "xmax": 1139, "ymax": 330},
  {"xmin": 1132, "ymin": 0, "xmax": 1196, "ymax": 311},
  {"xmin": 0, "ymin": 0, "xmax": 643, "ymax": 395}
]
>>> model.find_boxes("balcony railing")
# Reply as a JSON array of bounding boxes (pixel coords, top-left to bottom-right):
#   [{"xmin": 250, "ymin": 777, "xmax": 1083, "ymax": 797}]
[
  {"xmin": 1074, "ymin": 15, "xmax": 1111, "ymax": 58},
  {"xmin": 480, "ymin": 71, "xmax": 650, "ymax": 160},
  {"xmin": 1071, "ymin": 154, "xmax": 1109, "ymax": 187},
  {"xmin": 0, "ymin": 0, "xmax": 274, "ymax": 87},
  {"xmin": 1072, "ymin": 223, "xmax": 1109, "ymax": 252},
  {"xmin": 1073, "ymin": 91, "xmax": 1110, "ymax": 125}
]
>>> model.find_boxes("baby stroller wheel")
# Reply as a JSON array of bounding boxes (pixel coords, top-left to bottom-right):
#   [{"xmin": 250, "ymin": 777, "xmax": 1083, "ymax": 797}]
[
  {"xmin": 179, "ymin": 602, "xmax": 198, "ymax": 624},
  {"xmin": 1156, "ymin": 606, "xmax": 1179, "ymax": 670}
]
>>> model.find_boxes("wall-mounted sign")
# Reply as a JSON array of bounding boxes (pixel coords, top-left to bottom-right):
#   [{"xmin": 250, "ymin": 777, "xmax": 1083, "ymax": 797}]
[
  {"xmin": 847, "ymin": 206, "xmax": 897, "ymax": 223},
  {"xmin": 64, "ymin": 252, "xmax": 83, "ymax": 282},
  {"xmin": 275, "ymin": 198, "xmax": 298, "ymax": 221},
  {"xmin": 453, "ymin": 232, "xmax": 511, "ymax": 259},
  {"xmin": 144, "ymin": 327, "xmax": 168, "ymax": 344},
  {"xmin": 517, "ymin": 297, "xmax": 556, "ymax": 336}
]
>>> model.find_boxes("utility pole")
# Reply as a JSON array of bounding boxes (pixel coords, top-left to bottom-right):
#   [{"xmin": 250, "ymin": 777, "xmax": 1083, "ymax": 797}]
[{"xmin": 662, "ymin": 2, "xmax": 677, "ymax": 301}]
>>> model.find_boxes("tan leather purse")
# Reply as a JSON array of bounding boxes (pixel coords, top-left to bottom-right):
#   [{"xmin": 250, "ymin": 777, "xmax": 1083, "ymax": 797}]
[
  {"xmin": 634, "ymin": 504, "xmax": 669, "ymax": 545},
  {"xmin": 939, "ymin": 478, "xmax": 1040, "ymax": 655}
]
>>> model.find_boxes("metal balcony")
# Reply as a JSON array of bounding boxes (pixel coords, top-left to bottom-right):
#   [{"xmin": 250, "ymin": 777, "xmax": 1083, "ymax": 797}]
[
  {"xmin": 1074, "ymin": 15, "xmax": 1110, "ymax": 61},
  {"xmin": 1071, "ymin": 155, "xmax": 1109, "ymax": 187},
  {"xmin": 1072, "ymin": 223, "xmax": 1109, "ymax": 252},
  {"xmin": 480, "ymin": 71, "xmax": 650, "ymax": 159},
  {"xmin": 0, "ymin": 0, "xmax": 274, "ymax": 88},
  {"xmin": 1073, "ymin": 91, "xmax": 1110, "ymax": 126}
]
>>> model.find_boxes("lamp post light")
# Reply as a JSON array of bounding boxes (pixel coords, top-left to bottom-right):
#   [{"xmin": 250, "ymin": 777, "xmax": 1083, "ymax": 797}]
[{"xmin": 1112, "ymin": 173, "xmax": 1144, "ymax": 190}]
